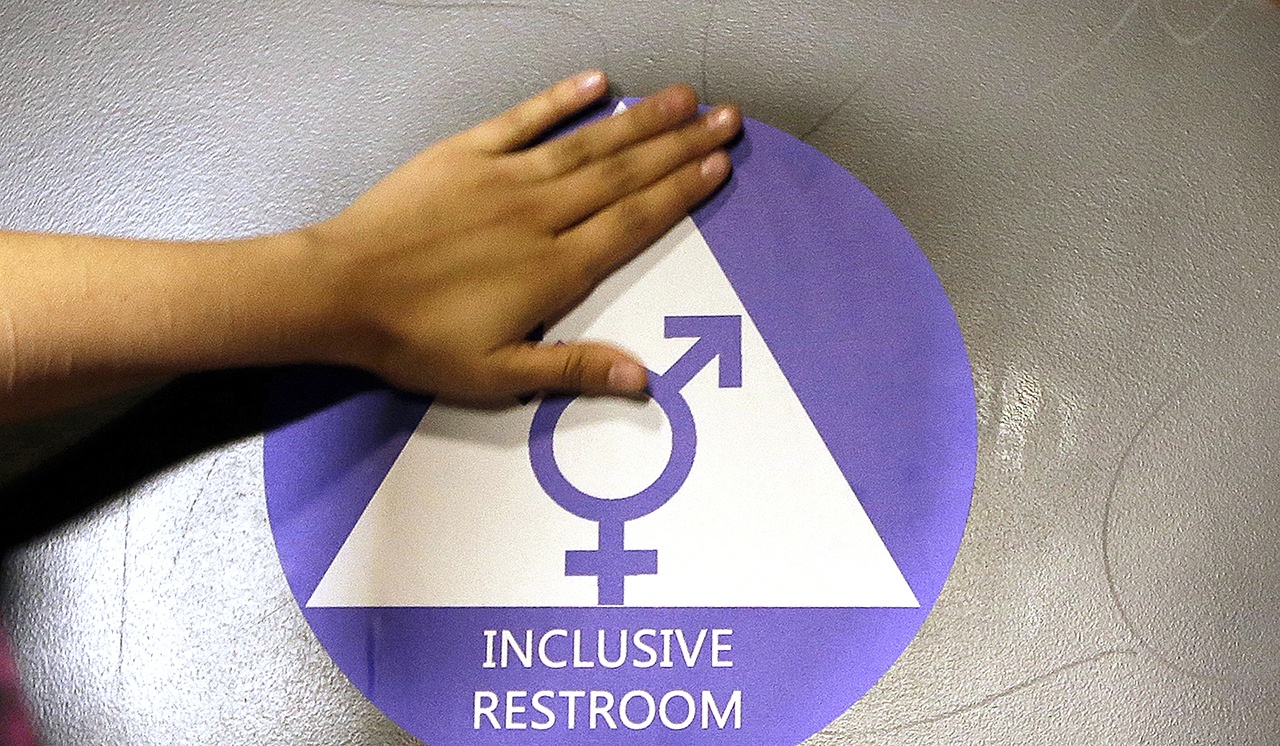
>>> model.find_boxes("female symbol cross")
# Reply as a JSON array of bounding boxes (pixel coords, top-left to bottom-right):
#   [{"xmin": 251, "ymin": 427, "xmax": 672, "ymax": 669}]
[{"xmin": 528, "ymin": 315, "xmax": 743, "ymax": 605}]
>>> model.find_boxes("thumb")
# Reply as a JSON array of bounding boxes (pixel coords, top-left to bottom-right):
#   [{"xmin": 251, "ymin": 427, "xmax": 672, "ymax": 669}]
[{"xmin": 489, "ymin": 342, "xmax": 649, "ymax": 397}]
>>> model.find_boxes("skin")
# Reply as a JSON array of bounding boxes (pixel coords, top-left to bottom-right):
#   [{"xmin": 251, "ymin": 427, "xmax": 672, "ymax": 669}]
[{"xmin": 0, "ymin": 71, "xmax": 742, "ymax": 424}]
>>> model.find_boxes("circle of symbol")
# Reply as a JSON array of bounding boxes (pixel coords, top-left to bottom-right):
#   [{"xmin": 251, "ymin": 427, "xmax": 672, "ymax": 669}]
[{"xmin": 528, "ymin": 368, "xmax": 698, "ymax": 523}]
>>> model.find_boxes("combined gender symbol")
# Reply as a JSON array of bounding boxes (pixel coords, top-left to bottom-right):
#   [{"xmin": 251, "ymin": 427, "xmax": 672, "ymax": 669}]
[{"xmin": 530, "ymin": 315, "xmax": 743, "ymax": 605}]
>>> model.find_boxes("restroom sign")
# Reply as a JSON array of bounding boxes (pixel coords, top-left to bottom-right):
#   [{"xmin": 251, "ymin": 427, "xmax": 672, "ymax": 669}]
[{"xmin": 265, "ymin": 103, "xmax": 976, "ymax": 745}]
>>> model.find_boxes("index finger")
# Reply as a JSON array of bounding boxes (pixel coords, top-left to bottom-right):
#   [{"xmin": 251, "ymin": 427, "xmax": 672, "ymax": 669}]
[{"xmin": 464, "ymin": 71, "xmax": 610, "ymax": 153}]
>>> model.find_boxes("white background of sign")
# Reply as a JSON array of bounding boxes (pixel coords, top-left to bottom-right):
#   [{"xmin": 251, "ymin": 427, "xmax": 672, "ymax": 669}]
[{"xmin": 310, "ymin": 220, "xmax": 918, "ymax": 609}]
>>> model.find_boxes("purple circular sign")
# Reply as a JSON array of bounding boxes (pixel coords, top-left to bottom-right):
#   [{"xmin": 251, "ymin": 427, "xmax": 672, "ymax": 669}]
[{"xmin": 265, "ymin": 104, "xmax": 975, "ymax": 745}]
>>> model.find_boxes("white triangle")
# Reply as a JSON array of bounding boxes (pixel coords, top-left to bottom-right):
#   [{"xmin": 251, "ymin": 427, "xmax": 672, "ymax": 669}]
[{"xmin": 308, "ymin": 219, "xmax": 919, "ymax": 608}]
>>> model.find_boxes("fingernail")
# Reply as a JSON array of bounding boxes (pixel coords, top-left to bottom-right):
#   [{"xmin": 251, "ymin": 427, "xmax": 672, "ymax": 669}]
[
  {"xmin": 577, "ymin": 71, "xmax": 605, "ymax": 95},
  {"xmin": 659, "ymin": 86, "xmax": 697, "ymax": 117},
  {"xmin": 607, "ymin": 362, "xmax": 648, "ymax": 394},
  {"xmin": 700, "ymin": 151, "xmax": 730, "ymax": 179},
  {"xmin": 707, "ymin": 107, "xmax": 736, "ymax": 130}
]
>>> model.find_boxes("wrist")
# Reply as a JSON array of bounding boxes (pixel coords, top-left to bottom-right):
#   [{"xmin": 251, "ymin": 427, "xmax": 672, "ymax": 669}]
[{"xmin": 239, "ymin": 227, "xmax": 360, "ymax": 370}]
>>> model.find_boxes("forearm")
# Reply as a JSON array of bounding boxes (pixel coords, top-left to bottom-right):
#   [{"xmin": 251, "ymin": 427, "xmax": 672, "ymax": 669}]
[{"xmin": 0, "ymin": 229, "xmax": 341, "ymax": 423}]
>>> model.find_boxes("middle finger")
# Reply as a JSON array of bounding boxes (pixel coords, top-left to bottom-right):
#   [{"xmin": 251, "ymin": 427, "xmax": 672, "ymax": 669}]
[{"xmin": 516, "ymin": 84, "xmax": 701, "ymax": 181}]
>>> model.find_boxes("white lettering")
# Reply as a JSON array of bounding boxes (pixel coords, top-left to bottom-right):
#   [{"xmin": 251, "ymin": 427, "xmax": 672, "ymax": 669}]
[
  {"xmin": 702, "ymin": 690, "xmax": 742, "ymax": 729},
  {"xmin": 560, "ymin": 690, "xmax": 586, "ymax": 729},
  {"xmin": 632, "ymin": 629, "xmax": 658, "ymax": 668},
  {"xmin": 476, "ymin": 689, "xmax": 740, "ymax": 730},
  {"xmin": 659, "ymin": 629, "xmax": 675, "ymax": 668},
  {"xmin": 474, "ymin": 691, "xmax": 499, "ymax": 729},
  {"xmin": 531, "ymin": 690, "xmax": 556, "ymax": 730},
  {"xmin": 659, "ymin": 690, "xmax": 696, "ymax": 730},
  {"xmin": 505, "ymin": 690, "xmax": 528, "ymax": 729},
  {"xmin": 619, "ymin": 690, "xmax": 656, "ymax": 730},
  {"xmin": 501, "ymin": 629, "xmax": 533, "ymax": 668},
  {"xmin": 676, "ymin": 628, "xmax": 707, "ymax": 667},
  {"xmin": 572, "ymin": 630, "xmax": 595, "ymax": 668},
  {"xmin": 482, "ymin": 630, "xmax": 497, "ymax": 669},
  {"xmin": 598, "ymin": 629, "xmax": 627, "ymax": 669},
  {"xmin": 590, "ymin": 691, "xmax": 617, "ymax": 730},
  {"xmin": 538, "ymin": 629, "xmax": 567, "ymax": 668},
  {"xmin": 482, "ymin": 628, "xmax": 733, "ymax": 669},
  {"xmin": 711, "ymin": 629, "xmax": 734, "ymax": 668}
]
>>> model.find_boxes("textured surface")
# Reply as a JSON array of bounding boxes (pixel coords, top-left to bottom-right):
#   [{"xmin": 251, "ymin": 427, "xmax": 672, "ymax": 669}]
[{"xmin": 2, "ymin": 0, "xmax": 1279, "ymax": 743}]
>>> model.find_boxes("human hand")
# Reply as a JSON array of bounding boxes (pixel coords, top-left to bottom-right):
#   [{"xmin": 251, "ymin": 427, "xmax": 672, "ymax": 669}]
[{"xmin": 302, "ymin": 71, "xmax": 741, "ymax": 405}]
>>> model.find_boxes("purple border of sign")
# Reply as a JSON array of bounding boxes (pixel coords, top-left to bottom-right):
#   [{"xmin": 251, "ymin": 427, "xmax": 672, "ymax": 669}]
[{"xmin": 265, "ymin": 106, "xmax": 975, "ymax": 745}]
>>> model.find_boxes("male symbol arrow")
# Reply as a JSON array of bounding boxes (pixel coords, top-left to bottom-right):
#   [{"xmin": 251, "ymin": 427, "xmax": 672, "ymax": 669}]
[{"xmin": 661, "ymin": 315, "xmax": 744, "ymax": 390}]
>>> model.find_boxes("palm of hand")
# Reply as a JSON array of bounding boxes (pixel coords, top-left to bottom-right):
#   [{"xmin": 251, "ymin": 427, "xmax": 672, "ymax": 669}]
[{"xmin": 305, "ymin": 73, "xmax": 740, "ymax": 405}]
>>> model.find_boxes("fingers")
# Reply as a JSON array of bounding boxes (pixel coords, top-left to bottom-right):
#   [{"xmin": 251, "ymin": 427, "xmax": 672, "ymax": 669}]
[
  {"xmin": 539, "ymin": 105, "xmax": 740, "ymax": 231},
  {"xmin": 487, "ymin": 342, "xmax": 649, "ymax": 397},
  {"xmin": 518, "ymin": 85, "xmax": 700, "ymax": 180},
  {"xmin": 466, "ymin": 70, "xmax": 610, "ymax": 153},
  {"xmin": 557, "ymin": 151, "xmax": 732, "ymax": 281}
]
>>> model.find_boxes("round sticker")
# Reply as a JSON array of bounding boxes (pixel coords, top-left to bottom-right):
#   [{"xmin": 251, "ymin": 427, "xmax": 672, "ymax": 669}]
[{"xmin": 265, "ymin": 101, "xmax": 975, "ymax": 745}]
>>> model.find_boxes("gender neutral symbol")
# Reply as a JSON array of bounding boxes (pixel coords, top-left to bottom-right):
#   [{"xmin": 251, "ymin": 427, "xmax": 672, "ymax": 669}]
[{"xmin": 528, "ymin": 315, "xmax": 743, "ymax": 605}]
